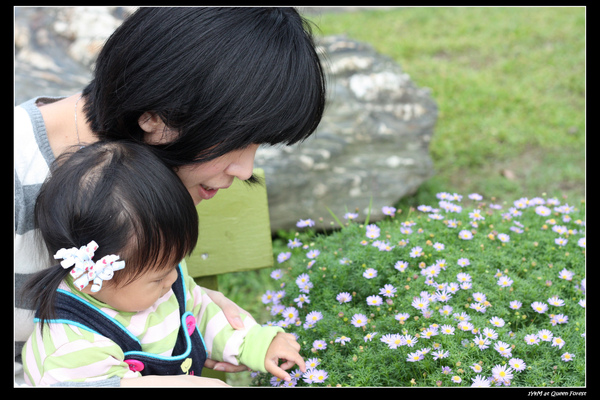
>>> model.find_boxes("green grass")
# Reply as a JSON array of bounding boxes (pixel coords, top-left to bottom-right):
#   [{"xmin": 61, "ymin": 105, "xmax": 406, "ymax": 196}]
[
  {"xmin": 218, "ymin": 7, "xmax": 586, "ymax": 386},
  {"xmin": 308, "ymin": 6, "xmax": 585, "ymax": 204}
]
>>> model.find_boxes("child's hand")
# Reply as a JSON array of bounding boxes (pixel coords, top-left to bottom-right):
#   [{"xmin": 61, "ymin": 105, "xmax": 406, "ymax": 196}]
[{"xmin": 264, "ymin": 332, "xmax": 306, "ymax": 382}]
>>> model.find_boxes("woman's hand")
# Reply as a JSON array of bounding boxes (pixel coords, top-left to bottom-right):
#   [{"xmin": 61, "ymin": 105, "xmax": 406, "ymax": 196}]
[
  {"xmin": 203, "ymin": 287, "xmax": 255, "ymax": 330},
  {"xmin": 202, "ymin": 288, "xmax": 256, "ymax": 373},
  {"xmin": 202, "ymin": 358, "xmax": 249, "ymax": 373}
]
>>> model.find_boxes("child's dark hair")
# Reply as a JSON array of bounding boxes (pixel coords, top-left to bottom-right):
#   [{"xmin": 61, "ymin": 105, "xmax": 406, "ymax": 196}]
[
  {"xmin": 23, "ymin": 141, "xmax": 199, "ymax": 329},
  {"xmin": 82, "ymin": 7, "xmax": 326, "ymax": 169}
]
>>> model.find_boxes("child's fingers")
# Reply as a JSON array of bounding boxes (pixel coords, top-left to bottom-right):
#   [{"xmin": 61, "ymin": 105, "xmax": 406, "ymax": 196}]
[
  {"xmin": 264, "ymin": 332, "xmax": 306, "ymax": 381},
  {"xmin": 265, "ymin": 359, "xmax": 292, "ymax": 381},
  {"xmin": 278, "ymin": 360, "xmax": 298, "ymax": 375},
  {"xmin": 280, "ymin": 352, "xmax": 306, "ymax": 372},
  {"xmin": 279, "ymin": 332, "xmax": 301, "ymax": 351},
  {"xmin": 265, "ymin": 351, "xmax": 306, "ymax": 381}
]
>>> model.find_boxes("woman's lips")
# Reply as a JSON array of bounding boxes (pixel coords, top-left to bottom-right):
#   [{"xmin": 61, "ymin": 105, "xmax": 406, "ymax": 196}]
[
  {"xmin": 198, "ymin": 184, "xmax": 220, "ymax": 200},
  {"xmin": 197, "ymin": 183, "xmax": 233, "ymax": 200}
]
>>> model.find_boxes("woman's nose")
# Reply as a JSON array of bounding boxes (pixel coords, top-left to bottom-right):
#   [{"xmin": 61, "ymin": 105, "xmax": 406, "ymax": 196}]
[{"xmin": 226, "ymin": 145, "xmax": 258, "ymax": 181}]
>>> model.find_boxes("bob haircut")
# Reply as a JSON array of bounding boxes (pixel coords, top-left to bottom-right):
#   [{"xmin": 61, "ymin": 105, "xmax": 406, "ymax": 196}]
[
  {"xmin": 24, "ymin": 141, "xmax": 199, "ymax": 327},
  {"xmin": 82, "ymin": 7, "xmax": 326, "ymax": 169}
]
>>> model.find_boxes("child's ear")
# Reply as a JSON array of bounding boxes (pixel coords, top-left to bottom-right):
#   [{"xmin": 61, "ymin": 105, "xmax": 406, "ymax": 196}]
[{"xmin": 138, "ymin": 112, "xmax": 178, "ymax": 145}]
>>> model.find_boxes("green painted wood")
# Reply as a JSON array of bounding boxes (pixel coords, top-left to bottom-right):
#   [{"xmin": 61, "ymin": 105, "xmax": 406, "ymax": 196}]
[
  {"xmin": 186, "ymin": 168, "xmax": 273, "ymax": 279},
  {"xmin": 193, "ymin": 275, "xmax": 219, "ymax": 291}
]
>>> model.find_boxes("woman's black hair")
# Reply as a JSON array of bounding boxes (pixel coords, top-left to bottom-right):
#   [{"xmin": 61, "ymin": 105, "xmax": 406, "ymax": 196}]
[
  {"xmin": 82, "ymin": 7, "xmax": 326, "ymax": 169},
  {"xmin": 23, "ymin": 141, "xmax": 199, "ymax": 329}
]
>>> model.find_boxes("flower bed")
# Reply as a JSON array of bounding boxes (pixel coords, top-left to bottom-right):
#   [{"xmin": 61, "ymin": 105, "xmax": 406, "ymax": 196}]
[{"xmin": 252, "ymin": 193, "xmax": 585, "ymax": 387}]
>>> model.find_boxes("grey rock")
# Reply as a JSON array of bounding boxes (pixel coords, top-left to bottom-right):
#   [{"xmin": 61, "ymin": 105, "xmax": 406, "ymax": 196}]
[
  {"xmin": 14, "ymin": 7, "xmax": 133, "ymax": 105},
  {"xmin": 256, "ymin": 35, "xmax": 436, "ymax": 231}
]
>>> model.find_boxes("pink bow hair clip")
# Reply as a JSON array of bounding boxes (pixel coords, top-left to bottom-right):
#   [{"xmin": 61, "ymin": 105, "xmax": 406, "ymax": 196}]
[{"xmin": 53, "ymin": 241, "xmax": 125, "ymax": 292}]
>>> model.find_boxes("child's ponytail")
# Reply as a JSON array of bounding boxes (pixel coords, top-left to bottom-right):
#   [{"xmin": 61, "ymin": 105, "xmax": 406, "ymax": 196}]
[{"xmin": 21, "ymin": 264, "xmax": 72, "ymax": 334}]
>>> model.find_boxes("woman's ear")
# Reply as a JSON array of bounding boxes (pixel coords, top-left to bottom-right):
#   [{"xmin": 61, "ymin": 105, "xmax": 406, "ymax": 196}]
[{"xmin": 138, "ymin": 112, "xmax": 177, "ymax": 145}]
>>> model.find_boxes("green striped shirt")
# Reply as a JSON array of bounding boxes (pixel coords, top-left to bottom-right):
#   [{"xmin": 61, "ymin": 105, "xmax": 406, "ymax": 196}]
[{"xmin": 23, "ymin": 260, "xmax": 282, "ymax": 386}]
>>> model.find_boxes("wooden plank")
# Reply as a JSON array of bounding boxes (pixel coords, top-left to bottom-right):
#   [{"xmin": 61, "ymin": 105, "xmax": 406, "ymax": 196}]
[{"xmin": 186, "ymin": 168, "xmax": 273, "ymax": 278}]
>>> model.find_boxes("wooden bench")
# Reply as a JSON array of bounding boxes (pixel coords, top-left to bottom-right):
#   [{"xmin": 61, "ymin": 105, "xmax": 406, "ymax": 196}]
[{"xmin": 185, "ymin": 168, "xmax": 273, "ymax": 381}]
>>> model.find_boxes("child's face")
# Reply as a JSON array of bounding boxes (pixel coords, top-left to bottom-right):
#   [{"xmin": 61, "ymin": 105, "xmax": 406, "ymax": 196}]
[
  {"xmin": 175, "ymin": 144, "xmax": 260, "ymax": 205},
  {"xmin": 85, "ymin": 266, "xmax": 179, "ymax": 312}
]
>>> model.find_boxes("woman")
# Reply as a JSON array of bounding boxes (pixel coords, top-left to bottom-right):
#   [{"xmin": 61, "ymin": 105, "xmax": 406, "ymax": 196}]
[{"xmin": 15, "ymin": 6, "xmax": 325, "ymax": 386}]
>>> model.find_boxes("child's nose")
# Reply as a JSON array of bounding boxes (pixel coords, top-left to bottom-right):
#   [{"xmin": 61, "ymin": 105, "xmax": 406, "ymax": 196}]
[{"xmin": 165, "ymin": 269, "xmax": 178, "ymax": 288}]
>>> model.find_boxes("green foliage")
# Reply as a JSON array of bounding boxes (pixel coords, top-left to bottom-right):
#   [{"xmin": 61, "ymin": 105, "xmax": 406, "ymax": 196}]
[{"xmin": 252, "ymin": 193, "xmax": 585, "ymax": 387}]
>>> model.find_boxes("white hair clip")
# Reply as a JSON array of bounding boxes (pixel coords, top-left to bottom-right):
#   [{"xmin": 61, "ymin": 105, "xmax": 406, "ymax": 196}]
[{"xmin": 54, "ymin": 241, "xmax": 125, "ymax": 292}]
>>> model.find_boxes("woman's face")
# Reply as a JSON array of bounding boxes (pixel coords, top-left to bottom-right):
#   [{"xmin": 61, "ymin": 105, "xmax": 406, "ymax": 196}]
[
  {"xmin": 175, "ymin": 144, "xmax": 260, "ymax": 205},
  {"xmin": 139, "ymin": 112, "xmax": 259, "ymax": 205}
]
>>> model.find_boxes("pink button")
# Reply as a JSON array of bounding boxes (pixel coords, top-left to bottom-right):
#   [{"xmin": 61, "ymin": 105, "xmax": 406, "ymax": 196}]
[
  {"xmin": 185, "ymin": 315, "xmax": 196, "ymax": 336},
  {"xmin": 124, "ymin": 359, "xmax": 144, "ymax": 372}
]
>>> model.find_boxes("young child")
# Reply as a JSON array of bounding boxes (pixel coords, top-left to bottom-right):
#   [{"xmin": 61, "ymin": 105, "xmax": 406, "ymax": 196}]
[{"xmin": 21, "ymin": 141, "xmax": 305, "ymax": 387}]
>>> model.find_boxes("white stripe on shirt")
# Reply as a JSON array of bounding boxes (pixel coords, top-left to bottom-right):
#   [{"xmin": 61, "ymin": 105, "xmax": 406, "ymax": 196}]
[{"xmin": 14, "ymin": 106, "xmax": 50, "ymax": 187}]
